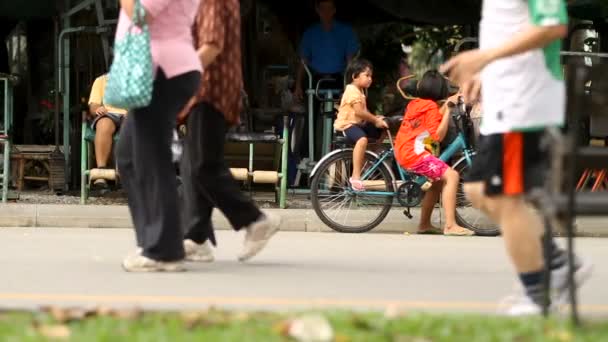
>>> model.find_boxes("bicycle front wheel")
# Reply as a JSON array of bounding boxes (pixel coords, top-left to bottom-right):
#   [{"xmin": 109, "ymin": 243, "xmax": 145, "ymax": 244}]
[{"xmin": 310, "ymin": 150, "xmax": 394, "ymax": 233}]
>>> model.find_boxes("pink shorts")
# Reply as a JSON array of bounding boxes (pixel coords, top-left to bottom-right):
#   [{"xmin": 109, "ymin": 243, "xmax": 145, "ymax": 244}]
[{"xmin": 409, "ymin": 156, "xmax": 449, "ymax": 181}]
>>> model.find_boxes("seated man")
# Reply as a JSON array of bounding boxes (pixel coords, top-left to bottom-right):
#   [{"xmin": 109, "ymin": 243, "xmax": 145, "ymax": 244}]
[
  {"xmin": 295, "ymin": 0, "xmax": 359, "ymax": 98},
  {"xmin": 294, "ymin": 0, "xmax": 360, "ymax": 158},
  {"xmin": 88, "ymin": 73, "xmax": 127, "ymax": 190}
]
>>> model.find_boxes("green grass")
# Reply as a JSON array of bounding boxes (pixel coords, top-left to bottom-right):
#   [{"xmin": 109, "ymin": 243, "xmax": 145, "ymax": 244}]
[{"xmin": 1, "ymin": 309, "xmax": 607, "ymax": 341}]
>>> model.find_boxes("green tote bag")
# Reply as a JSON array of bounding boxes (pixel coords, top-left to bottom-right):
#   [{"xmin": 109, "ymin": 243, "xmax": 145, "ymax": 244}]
[{"xmin": 104, "ymin": 0, "xmax": 153, "ymax": 110}]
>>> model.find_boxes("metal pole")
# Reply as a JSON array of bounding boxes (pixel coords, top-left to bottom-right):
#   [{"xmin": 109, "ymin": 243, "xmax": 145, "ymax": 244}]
[
  {"xmin": 1, "ymin": 77, "xmax": 12, "ymax": 203},
  {"xmin": 60, "ymin": 0, "xmax": 96, "ymax": 19},
  {"xmin": 62, "ymin": 16, "xmax": 71, "ymax": 191},
  {"xmin": 563, "ymin": 62, "xmax": 592, "ymax": 326},
  {"xmin": 58, "ymin": 26, "xmax": 107, "ymax": 191},
  {"xmin": 303, "ymin": 62, "xmax": 313, "ymax": 163},
  {"xmin": 54, "ymin": 17, "xmax": 60, "ymax": 148},
  {"xmin": 280, "ymin": 115, "xmax": 289, "ymax": 209},
  {"xmin": 2, "ymin": 78, "xmax": 8, "ymax": 203},
  {"xmin": 561, "ymin": 51, "xmax": 608, "ymax": 58},
  {"xmin": 94, "ymin": 0, "xmax": 111, "ymax": 68}
]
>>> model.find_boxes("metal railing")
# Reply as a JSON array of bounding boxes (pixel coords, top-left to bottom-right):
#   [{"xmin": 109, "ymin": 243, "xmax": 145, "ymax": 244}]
[{"xmin": 0, "ymin": 74, "xmax": 14, "ymax": 203}]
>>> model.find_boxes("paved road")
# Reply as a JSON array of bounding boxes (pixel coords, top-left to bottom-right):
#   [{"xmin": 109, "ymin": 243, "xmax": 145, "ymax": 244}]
[{"xmin": 0, "ymin": 228, "xmax": 606, "ymax": 315}]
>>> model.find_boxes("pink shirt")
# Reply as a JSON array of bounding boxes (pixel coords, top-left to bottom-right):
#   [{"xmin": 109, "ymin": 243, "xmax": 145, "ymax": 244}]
[{"xmin": 115, "ymin": 0, "xmax": 202, "ymax": 78}]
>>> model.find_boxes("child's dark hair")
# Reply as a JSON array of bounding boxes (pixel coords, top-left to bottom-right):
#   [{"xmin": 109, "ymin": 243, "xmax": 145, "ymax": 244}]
[
  {"xmin": 346, "ymin": 58, "xmax": 373, "ymax": 83},
  {"xmin": 417, "ymin": 70, "xmax": 449, "ymax": 102}
]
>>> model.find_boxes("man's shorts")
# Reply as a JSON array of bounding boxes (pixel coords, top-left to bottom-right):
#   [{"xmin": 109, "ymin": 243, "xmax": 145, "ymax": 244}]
[
  {"xmin": 342, "ymin": 122, "xmax": 383, "ymax": 144},
  {"xmin": 91, "ymin": 112, "xmax": 124, "ymax": 130},
  {"xmin": 465, "ymin": 131, "xmax": 548, "ymax": 196}
]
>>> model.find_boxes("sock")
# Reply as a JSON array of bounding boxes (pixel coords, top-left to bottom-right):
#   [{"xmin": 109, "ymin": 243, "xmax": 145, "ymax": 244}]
[
  {"xmin": 542, "ymin": 236, "xmax": 568, "ymax": 271},
  {"xmin": 519, "ymin": 270, "xmax": 545, "ymax": 305}
]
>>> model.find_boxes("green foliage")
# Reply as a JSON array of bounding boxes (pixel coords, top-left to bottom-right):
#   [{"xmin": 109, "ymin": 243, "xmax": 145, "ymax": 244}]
[
  {"xmin": 408, "ymin": 26, "xmax": 464, "ymax": 78},
  {"xmin": 2, "ymin": 310, "xmax": 608, "ymax": 342}
]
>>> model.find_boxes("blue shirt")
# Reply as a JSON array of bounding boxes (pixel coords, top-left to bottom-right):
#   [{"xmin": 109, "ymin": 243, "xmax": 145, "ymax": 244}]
[{"xmin": 299, "ymin": 21, "xmax": 359, "ymax": 74}]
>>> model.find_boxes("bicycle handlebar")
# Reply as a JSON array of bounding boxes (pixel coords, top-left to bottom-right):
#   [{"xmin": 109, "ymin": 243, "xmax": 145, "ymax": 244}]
[{"xmin": 396, "ymin": 75, "xmax": 417, "ymax": 100}]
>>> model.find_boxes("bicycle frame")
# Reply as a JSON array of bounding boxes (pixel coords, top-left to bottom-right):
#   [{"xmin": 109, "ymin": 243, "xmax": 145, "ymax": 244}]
[{"xmin": 359, "ymin": 125, "xmax": 474, "ymax": 198}]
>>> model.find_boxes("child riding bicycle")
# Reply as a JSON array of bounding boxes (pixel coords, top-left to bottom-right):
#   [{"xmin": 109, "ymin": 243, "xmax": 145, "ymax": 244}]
[
  {"xmin": 394, "ymin": 70, "xmax": 475, "ymax": 236},
  {"xmin": 334, "ymin": 59, "xmax": 388, "ymax": 191}
]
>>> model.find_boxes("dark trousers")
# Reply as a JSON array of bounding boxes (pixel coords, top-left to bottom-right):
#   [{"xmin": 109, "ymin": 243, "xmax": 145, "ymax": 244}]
[
  {"xmin": 181, "ymin": 102, "xmax": 262, "ymax": 245},
  {"xmin": 116, "ymin": 69, "xmax": 200, "ymax": 261}
]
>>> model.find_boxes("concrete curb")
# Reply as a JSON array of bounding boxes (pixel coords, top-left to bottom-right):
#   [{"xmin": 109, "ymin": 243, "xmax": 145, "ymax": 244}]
[{"xmin": 0, "ymin": 204, "xmax": 606, "ymax": 236}]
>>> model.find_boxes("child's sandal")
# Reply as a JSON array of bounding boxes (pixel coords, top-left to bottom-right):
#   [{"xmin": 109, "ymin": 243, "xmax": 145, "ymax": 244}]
[{"xmin": 349, "ymin": 178, "xmax": 365, "ymax": 191}]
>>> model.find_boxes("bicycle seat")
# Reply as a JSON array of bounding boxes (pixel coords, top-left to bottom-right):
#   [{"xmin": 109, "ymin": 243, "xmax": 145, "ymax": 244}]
[
  {"xmin": 333, "ymin": 134, "xmax": 381, "ymax": 147},
  {"xmin": 226, "ymin": 132, "xmax": 279, "ymax": 143}
]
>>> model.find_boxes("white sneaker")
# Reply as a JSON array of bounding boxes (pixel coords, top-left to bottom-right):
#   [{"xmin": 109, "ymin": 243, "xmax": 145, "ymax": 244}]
[
  {"xmin": 122, "ymin": 250, "xmax": 186, "ymax": 272},
  {"xmin": 510, "ymin": 256, "xmax": 593, "ymax": 306},
  {"xmin": 183, "ymin": 239, "xmax": 214, "ymax": 262},
  {"xmin": 237, "ymin": 212, "xmax": 281, "ymax": 262},
  {"xmin": 551, "ymin": 257, "xmax": 593, "ymax": 306},
  {"xmin": 497, "ymin": 294, "xmax": 543, "ymax": 316}
]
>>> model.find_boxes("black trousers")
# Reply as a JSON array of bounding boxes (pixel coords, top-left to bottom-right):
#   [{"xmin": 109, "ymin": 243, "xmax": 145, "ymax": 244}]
[
  {"xmin": 181, "ymin": 102, "xmax": 262, "ymax": 246},
  {"xmin": 116, "ymin": 69, "xmax": 200, "ymax": 261}
]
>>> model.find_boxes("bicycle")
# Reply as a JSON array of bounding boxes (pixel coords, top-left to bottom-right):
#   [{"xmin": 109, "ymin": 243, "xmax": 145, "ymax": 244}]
[{"xmin": 309, "ymin": 88, "xmax": 499, "ymax": 236}]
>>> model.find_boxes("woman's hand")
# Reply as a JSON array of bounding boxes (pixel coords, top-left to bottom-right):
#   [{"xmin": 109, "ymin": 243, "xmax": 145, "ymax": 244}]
[
  {"xmin": 120, "ymin": 0, "xmax": 147, "ymax": 23},
  {"xmin": 120, "ymin": 0, "xmax": 136, "ymax": 19},
  {"xmin": 95, "ymin": 106, "xmax": 108, "ymax": 116},
  {"xmin": 177, "ymin": 96, "xmax": 197, "ymax": 125}
]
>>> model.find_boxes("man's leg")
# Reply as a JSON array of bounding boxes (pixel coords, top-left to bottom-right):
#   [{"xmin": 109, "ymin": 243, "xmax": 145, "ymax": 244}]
[
  {"xmin": 182, "ymin": 102, "xmax": 280, "ymax": 262},
  {"xmin": 182, "ymin": 102, "xmax": 262, "ymax": 230},
  {"xmin": 181, "ymin": 112, "xmax": 216, "ymax": 246},
  {"xmin": 93, "ymin": 117, "xmax": 117, "ymax": 168},
  {"xmin": 463, "ymin": 132, "xmax": 546, "ymax": 313},
  {"xmin": 465, "ymin": 182, "xmax": 545, "ymax": 312}
]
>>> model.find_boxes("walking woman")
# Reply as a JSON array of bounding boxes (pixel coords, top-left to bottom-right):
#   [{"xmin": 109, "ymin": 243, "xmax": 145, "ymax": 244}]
[
  {"xmin": 116, "ymin": 0, "xmax": 201, "ymax": 272},
  {"xmin": 179, "ymin": 0, "xmax": 280, "ymax": 264}
]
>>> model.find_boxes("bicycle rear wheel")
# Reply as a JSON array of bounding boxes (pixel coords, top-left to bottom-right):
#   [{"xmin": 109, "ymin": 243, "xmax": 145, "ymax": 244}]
[
  {"xmin": 453, "ymin": 154, "xmax": 501, "ymax": 236},
  {"xmin": 310, "ymin": 150, "xmax": 394, "ymax": 233}
]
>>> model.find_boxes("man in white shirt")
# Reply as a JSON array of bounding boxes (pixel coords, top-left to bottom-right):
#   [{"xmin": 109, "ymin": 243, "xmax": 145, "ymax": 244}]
[{"xmin": 441, "ymin": 0, "xmax": 592, "ymax": 315}]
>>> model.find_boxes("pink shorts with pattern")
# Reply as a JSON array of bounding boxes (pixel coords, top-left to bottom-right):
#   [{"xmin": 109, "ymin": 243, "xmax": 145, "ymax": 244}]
[{"xmin": 409, "ymin": 156, "xmax": 449, "ymax": 181}]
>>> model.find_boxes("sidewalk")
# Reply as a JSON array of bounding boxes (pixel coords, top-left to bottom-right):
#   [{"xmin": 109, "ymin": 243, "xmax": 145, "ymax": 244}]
[{"xmin": 0, "ymin": 203, "xmax": 606, "ymax": 236}]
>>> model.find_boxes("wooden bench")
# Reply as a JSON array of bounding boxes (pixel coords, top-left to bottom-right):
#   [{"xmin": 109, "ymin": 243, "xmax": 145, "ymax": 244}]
[{"xmin": 10, "ymin": 145, "xmax": 65, "ymax": 191}]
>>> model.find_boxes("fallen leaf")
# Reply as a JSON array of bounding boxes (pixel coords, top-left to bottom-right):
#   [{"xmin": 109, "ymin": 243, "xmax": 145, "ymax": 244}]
[
  {"xmin": 334, "ymin": 333, "xmax": 351, "ymax": 342},
  {"xmin": 350, "ymin": 315, "xmax": 373, "ymax": 331},
  {"xmin": 384, "ymin": 304, "xmax": 408, "ymax": 319},
  {"xmin": 288, "ymin": 314, "xmax": 334, "ymax": 342},
  {"xmin": 393, "ymin": 336, "xmax": 433, "ymax": 342},
  {"xmin": 37, "ymin": 324, "xmax": 71, "ymax": 340},
  {"xmin": 180, "ymin": 311, "xmax": 207, "ymax": 329},
  {"xmin": 547, "ymin": 329, "xmax": 573, "ymax": 342},
  {"xmin": 94, "ymin": 306, "xmax": 114, "ymax": 317},
  {"xmin": 111, "ymin": 308, "xmax": 142, "ymax": 320},
  {"xmin": 41, "ymin": 306, "xmax": 92, "ymax": 323},
  {"xmin": 232, "ymin": 312, "xmax": 251, "ymax": 322},
  {"xmin": 272, "ymin": 320, "xmax": 291, "ymax": 336}
]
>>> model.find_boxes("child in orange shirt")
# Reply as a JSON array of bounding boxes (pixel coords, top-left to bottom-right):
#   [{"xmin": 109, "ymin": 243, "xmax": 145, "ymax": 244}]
[
  {"xmin": 394, "ymin": 70, "xmax": 474, "ymax": 236},
  {"xmin": 334, "ymin": 59, "xmax": 388, "ymax": 191}
]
